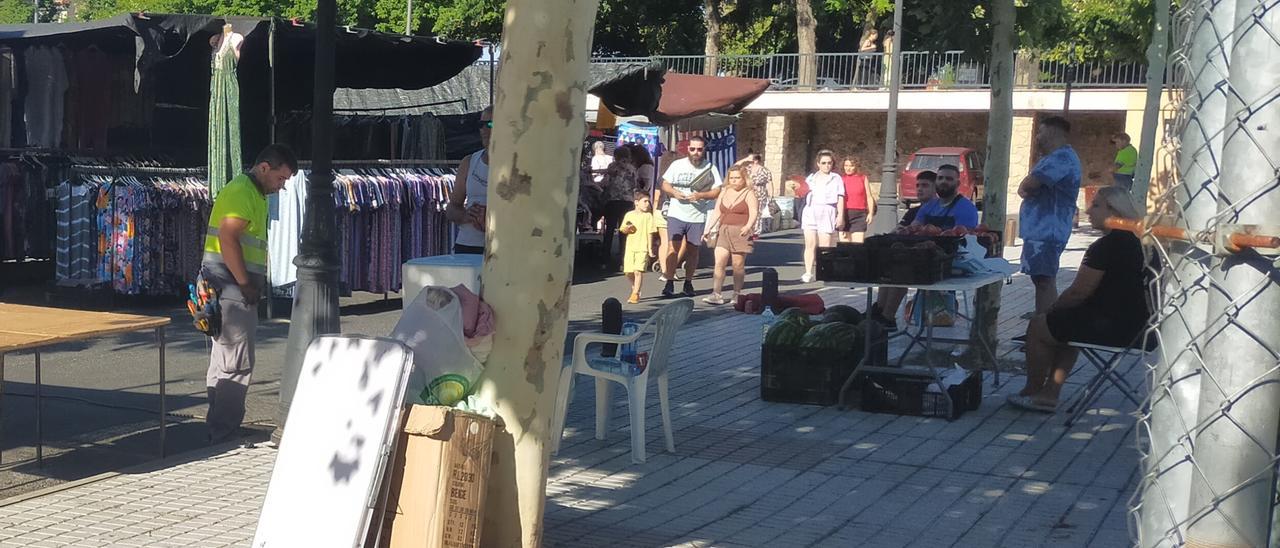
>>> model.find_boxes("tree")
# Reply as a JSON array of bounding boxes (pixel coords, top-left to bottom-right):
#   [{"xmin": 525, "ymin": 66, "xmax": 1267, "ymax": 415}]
[
  {"xmin": 475, "ymin": 0, "xmax": 598, "ymax": 544},
  {"xmin": 0, "ymin": 0, "xmax": 33, "ymax": 23},
  {"xmin": 796, "ymin": 0, "xmax": 817, "ymax": 87},
  {"xmin": 703, "ymin": 0, "xmax": 721, "ymax": 75}
]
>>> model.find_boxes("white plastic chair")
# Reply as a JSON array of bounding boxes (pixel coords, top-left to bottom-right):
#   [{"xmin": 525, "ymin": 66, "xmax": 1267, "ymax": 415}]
[{"xmin": 550, "ymin": 298, "xmax": 694, "ymax": 463}]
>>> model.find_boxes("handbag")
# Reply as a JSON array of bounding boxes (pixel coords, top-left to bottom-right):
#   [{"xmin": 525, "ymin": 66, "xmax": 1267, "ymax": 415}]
[{"xmin": 687, "ymin": 165, "xmax": 716, "ymax": 193}]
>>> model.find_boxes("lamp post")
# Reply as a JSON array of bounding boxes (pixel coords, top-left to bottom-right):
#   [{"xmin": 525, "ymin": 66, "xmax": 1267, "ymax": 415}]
[
  {"xmin": 274, "ymin": 0, "xmax": 341, "ymax": 443},
  {"xmin": 868, "ymin": 0, "xmax": 904, "ymax": 234}
]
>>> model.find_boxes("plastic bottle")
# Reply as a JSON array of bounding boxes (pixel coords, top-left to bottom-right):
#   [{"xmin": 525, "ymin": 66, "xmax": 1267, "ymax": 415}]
[
  {"xmin": 760, "ymin": 306, "xmax": 776, "ymax": 345},
  {"xmin": 620, "ymin": 322, "xmax": 639, "ymax": 372}
]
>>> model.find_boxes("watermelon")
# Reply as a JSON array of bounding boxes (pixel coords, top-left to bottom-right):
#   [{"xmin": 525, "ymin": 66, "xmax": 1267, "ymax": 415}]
[
  {"xmin": 800, "ymin": 322, "xmax": 860, "ymax": 350},
  {"xmin": 775, "ymin": 307, "xmax": 813, "ymax": 328},
  {"xmin": 764, "ymin": 319, "xmax": 807, "ymax": 347},
  {"xmin": 821, "ymin": 305, "xmax": 864, "ymax": 325}
]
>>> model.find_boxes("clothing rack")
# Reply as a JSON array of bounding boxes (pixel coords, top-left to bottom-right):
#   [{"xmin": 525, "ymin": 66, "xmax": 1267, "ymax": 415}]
[
  {"xmin": 330, "ymin": 97, "xmax": 469, "ymax": 114},
  {"xmin": 71, "ymin": 164, "xmax": 207, "ymax": 176},
  {"xmin": 299, "ymin": 158, "xmax": 462, "ymax": 167}
]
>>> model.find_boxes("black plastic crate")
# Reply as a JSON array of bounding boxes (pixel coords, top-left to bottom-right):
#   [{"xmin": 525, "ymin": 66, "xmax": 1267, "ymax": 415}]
[
  {"xmin": 760, "ymin": 346, "xmax": 854, "ymax": 406},
  {"xmin": 875, "ymin": 248, "xmax": 953, "ymax": 285},
  {"xmin": 816, "ymin": 244, "xmax": 874, "ymax": 282},
  {"xmin": 866, "ymin": 234, "xmax": 964, "ymax": 255},
  {"xmin": 759, "ymin": 325, "xmax": 890, "ymax": 406},
  {"xmin": 858, "ymin": 369, "xmax": 983, "ymax": 420}
]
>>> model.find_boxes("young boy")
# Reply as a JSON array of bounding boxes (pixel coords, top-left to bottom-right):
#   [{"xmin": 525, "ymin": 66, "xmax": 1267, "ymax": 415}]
[{"xmin": 620, "ymin": 191, "xmax": 658, "ymax": 304}]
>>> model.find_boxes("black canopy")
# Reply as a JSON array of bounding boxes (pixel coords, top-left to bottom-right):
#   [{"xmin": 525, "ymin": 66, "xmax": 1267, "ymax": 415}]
[{"xmin": 0, "ymin": 13, "xmax": 484, "ymax": 110}]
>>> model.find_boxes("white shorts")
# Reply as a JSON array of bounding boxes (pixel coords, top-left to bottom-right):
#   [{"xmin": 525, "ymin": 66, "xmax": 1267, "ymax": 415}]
[{"xmin": 801, "ymin": 204, "xmax": 839, "ymax": 234}]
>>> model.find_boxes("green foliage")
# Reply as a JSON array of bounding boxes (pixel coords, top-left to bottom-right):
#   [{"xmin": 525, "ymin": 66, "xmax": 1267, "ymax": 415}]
[
  {"xmin": 0, "ymin": 0, "xmax": 33, "ymax": 24},
  {"xmin": 54, "ymin": 0, "xmax": 1156, "ymax": 64}
]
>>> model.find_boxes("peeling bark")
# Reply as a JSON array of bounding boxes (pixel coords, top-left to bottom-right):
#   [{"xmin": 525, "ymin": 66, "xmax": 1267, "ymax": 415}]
[{"xmin": 474, "ymin": 1, "xmax": 599, "ymax": 546}]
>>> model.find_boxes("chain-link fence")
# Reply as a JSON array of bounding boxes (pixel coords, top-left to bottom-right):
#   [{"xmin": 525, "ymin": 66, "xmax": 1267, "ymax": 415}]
[{"xmin": 1132, "ymin": 0, "xmax": 1280, "ymax": 546}]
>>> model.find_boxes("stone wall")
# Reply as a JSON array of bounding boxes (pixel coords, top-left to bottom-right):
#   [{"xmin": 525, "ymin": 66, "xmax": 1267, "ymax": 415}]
[{"xmin": 739, "ymin": 109, "xmax": 1127, "ymax": 211}]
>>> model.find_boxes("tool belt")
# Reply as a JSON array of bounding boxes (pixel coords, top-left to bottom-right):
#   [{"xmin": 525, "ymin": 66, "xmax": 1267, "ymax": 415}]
[{"xmin": 187, "ymin": 273, "xmax": 222, "ymax": 338}]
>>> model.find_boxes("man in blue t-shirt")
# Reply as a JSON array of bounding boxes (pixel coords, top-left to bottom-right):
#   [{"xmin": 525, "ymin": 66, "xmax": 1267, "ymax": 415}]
[
  {"xmin": 1017, "ymin": 115, "xmax": 1082, "ymax": 315},
  {"xmin": 912, "ymin": 164, "xmax": 979, "ymax": 229}
]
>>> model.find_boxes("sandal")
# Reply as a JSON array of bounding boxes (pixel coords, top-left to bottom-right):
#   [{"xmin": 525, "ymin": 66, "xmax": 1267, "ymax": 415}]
[
  {"xmin": 1006, "ymin": 394, "xmax": 1057, "ymax": 413},
  {"xmin": 702, "ymin": 294, "xmax": 727, "ymax": 305},
  {"xmin": 627, "ymin": 293, "xmax": 640, "ymax": 304}
]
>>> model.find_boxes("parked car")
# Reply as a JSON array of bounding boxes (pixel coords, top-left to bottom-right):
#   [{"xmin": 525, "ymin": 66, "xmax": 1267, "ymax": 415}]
[{"xmin": 897, "ymin": 147, "xmax": 985, "ymax": 206}]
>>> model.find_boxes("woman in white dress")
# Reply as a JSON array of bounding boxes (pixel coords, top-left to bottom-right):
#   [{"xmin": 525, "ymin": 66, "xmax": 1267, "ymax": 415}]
[{"xmin": 800, "ymin": 150, "xmax": 845, "ymax": 283}]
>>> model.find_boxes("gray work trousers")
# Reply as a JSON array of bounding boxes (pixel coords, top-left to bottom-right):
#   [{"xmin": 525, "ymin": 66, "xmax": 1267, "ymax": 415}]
[{"xmin": 206, "ymin": 295, "xmax": 257, "ymax": 443}]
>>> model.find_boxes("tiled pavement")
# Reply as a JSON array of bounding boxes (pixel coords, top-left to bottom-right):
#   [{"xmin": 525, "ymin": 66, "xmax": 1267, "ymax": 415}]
[{"xmin": 0, "ymin": 230, "xmax": 1142, "ymax": 547}]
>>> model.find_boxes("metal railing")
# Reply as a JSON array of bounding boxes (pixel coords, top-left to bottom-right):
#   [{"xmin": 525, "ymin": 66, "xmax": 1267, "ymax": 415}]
[{"xmin": 588, "ymin": 51, "xmax": 1149, "ymax": 91}]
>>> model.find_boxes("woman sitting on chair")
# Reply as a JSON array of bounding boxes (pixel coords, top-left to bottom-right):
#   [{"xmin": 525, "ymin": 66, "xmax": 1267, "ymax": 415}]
[{"xmin": 1009, "ymin": 186, "xmax": 1150, "ymax": 412}]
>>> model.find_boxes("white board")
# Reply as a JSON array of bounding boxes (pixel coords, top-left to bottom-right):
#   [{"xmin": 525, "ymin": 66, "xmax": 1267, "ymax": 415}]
[{"xmin": 252, "ymin": 335, "xmax": 413, "ymax": 548}]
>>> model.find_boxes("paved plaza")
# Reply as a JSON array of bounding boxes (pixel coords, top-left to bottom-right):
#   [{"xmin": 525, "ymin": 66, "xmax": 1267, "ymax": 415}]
[{"xmin": 0, "ymin": 230, "xmax": 1142, "ymax": 547}]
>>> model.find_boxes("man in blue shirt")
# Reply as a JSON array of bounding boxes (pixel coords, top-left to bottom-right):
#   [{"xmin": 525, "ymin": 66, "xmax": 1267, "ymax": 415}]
[
  {"xmin": 912, "ymin": 164, "xmax": 979, "ymax": 229},
  {"xmin": 1017, "ymin": 116, "xmax": 1082, "ymax": 315}
]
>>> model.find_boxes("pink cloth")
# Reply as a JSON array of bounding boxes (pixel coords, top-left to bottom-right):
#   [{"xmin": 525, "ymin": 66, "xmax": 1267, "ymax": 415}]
[{"xmin": 450, "ymin": 284, "xmax": 495, "ymax": 342}]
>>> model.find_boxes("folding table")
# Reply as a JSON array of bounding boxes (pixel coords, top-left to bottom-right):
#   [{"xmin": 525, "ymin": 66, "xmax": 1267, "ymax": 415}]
[{"xmin": 0, "ymin": 303, "xmax": 170, "ymax": 466}]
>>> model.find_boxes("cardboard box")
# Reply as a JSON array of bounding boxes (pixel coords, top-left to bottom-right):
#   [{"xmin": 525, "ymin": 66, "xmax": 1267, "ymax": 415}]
[{"xmin": 379, "ymin": 405, "xmax": 497, "ymax": 548}]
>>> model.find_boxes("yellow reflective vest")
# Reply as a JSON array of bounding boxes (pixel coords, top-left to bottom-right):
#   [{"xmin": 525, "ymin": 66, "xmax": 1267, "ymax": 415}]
[{"xmin": 203, "ymin": 173, "xmax": 268, "ymax": 274}]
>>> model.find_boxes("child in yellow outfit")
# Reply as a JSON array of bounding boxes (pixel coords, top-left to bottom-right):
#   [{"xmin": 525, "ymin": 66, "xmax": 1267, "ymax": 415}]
[{"xmin": 620, "ymin": 191, "xmax": 657, "ymax": 304}]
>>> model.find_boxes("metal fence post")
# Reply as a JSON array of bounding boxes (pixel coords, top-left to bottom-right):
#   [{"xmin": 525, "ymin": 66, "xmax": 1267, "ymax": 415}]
[
  {"xmin": 1133, "ymin": 0, "xmax": 1233, "ymax": 544},
  {"xmin": 1183, "ymin": 1, "xmax": 1280, "ymax": 545}
]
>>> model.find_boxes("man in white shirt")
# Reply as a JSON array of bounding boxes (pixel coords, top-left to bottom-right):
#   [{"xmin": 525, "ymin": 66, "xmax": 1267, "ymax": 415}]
[{"xmin": 660, "ymin": 136, "xmax": 723, "ymax": 297}]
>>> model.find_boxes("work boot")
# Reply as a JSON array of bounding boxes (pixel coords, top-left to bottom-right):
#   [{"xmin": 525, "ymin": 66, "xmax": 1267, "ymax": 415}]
[
  {"xmin": 661, "ymin": 280, "xmax": 675, "ymax": 298},
  {"xmin": 682, "ymin": 281, "xmax": 696, "ymax": 297}
]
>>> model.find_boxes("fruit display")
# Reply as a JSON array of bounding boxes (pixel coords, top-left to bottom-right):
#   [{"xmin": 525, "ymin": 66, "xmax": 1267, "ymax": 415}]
[
  {"xmin": 764, "ymin": 319, "xmax": 808, "ymax": 347},
  {"xmin": 799, "ymin": 321, "xmax": 860, "ymax": 350},
  {"xmin": 775, "ymin": 307, "xmax": 813, "ymax": 328},
  {"xmin": 895, "ymin": 223, "xmax": 1001, "ymax": 246},
  {"xmin": 820, "ymin": 304, "xmax": 864, "ymax": 325}
]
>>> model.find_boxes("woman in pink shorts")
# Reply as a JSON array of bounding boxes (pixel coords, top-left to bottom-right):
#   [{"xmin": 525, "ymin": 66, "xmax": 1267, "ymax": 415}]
[{"xmin": 800, "ymin": 150, "xmax": 845, "ymax": 283}]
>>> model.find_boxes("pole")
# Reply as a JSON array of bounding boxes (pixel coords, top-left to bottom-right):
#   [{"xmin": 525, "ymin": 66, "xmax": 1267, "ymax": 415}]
[
  {"xmin": 266, "ymin": 19, "xmax": 277, "ymax": 320},
  {"xmin": 1137, "ymin": 1, "xmax": 1229, "ymax": 544},
  {"xmin": 274, "ymin": 0, "xmax": 342, "ymax": 443},
  {"xmin": 970, "ymin": 0, "xmax": 1015, "ymax": 360},
  {"xmin": 1133, "ymin": 0, "xmax": 1171, "ymax": 212},
  {"xmin": 405, "ymin": 0, "xmax": 412, "ymax": 35},
  {"xmin": 476, "ymin": 0, "xmax": 598, "ymax": 544},
  {"xmin": 868, "ymin": 0, "xmax": 904, "ymax": 235},
  {"xmin": 488, "ymin": 43, "xmax": 496, "ymax": 107},
  {"xmin": 1185, "ymin": 1, "xmax": 1280, "ymax": 544}
]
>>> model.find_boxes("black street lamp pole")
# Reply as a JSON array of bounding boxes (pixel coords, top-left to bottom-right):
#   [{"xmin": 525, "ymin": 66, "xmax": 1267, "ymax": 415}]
[{"xmin": 274, "ymin": 0, "xmax": 340, "ymax": 443}]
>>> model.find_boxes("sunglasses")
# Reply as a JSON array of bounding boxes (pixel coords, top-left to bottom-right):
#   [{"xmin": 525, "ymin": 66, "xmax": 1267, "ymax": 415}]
[
  {"xmin": 687, "ymin": 147, "xmax": 704, "ymax": 152},
  {"xmin": 481, "ymin": 121, "xmax": 494, "ymax": 129}
]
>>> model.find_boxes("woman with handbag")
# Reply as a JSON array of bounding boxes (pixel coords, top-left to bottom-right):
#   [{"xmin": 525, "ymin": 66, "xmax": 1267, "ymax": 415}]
[
  {"xmin": 702, "ymin": 165, "xmax": 759, "ymax": 305},
  {"xmin": 800, "ymin": 150, "xmax": 845, "ymax": 283}
]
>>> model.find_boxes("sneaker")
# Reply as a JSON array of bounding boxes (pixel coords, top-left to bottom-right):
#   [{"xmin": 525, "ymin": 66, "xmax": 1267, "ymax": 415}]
[
  {"xmin": 658, "ymin": 275, "xmax": 670, "ymax": 283},
  {"xmin": 800, "ymin": 272, "xmax": 814, "ymax": 284},
  {"xmin": 627, "ymin": 293, "xmax": 640, "ymax": 304},
  {"xmin": 661, "ymin": 280, "xmax": 675, "ymax": 298},
  {"xmin": 682, "ymin": 281, "xmax": 696, "ymax": 297},
  {"xmin": 702, "ymin": 293, "xmax": 726, "ymax": 305}
]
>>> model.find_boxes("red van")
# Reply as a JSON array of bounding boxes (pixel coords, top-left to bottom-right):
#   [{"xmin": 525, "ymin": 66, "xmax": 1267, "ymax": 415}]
[{"xmin": 898, "ymin": 147, "xmax": 985, "ymax": 206}]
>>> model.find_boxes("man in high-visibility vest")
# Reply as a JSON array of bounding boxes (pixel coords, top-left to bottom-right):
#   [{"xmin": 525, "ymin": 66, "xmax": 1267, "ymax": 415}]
[{"xmin": 203, "ymin": 144, "xmax": 297, "ymax": 443}]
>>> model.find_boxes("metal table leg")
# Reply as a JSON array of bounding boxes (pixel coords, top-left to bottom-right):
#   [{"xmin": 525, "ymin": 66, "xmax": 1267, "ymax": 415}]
[
  {"xmin": 34, "ymin": 350, "xmax": 41, "ymax": 467},
  {"xmin": 158, "ymin": 327, "xmax": 166, "ymax": 459},
  {"xmin": 921, "ymin": 290, "xmax": 956, "ymax": 419},
  {"xmin": 837, "ymin": 288, "xmax": 876, "ymax": 408},
  {"xmin": 1, "ymin": 352, "xmax": 5, "ymax": 465}
]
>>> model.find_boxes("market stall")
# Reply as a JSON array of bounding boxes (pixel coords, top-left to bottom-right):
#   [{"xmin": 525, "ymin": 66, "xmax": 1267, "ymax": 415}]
[{"xmin": 0, "ymin": 14, "xmax": 484, "ymax": 296}]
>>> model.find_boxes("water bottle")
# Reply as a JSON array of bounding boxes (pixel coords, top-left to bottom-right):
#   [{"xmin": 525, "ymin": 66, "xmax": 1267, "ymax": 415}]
[
  {"xmin": 620, "ymin": 322, "xmax": 639, "ymax": 372},
  {"xmin": 760, "ymin": 306, "xmax": 776, "ymax": 345}
]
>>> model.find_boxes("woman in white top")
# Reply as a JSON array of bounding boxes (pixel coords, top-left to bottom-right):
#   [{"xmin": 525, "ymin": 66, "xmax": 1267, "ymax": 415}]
[
  {"xmin": 590, "ymin": 141, "xmax": 614, "ymax": 184},
  {"xmin": 800, "ymin": 150, "xmax": 845, "ymax": 283}
]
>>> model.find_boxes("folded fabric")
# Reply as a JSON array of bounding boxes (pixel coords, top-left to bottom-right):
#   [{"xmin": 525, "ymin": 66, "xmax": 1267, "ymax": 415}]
[{"xmin": 450, "ymin": 283, "xmax": 495, "ymax": 339}]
